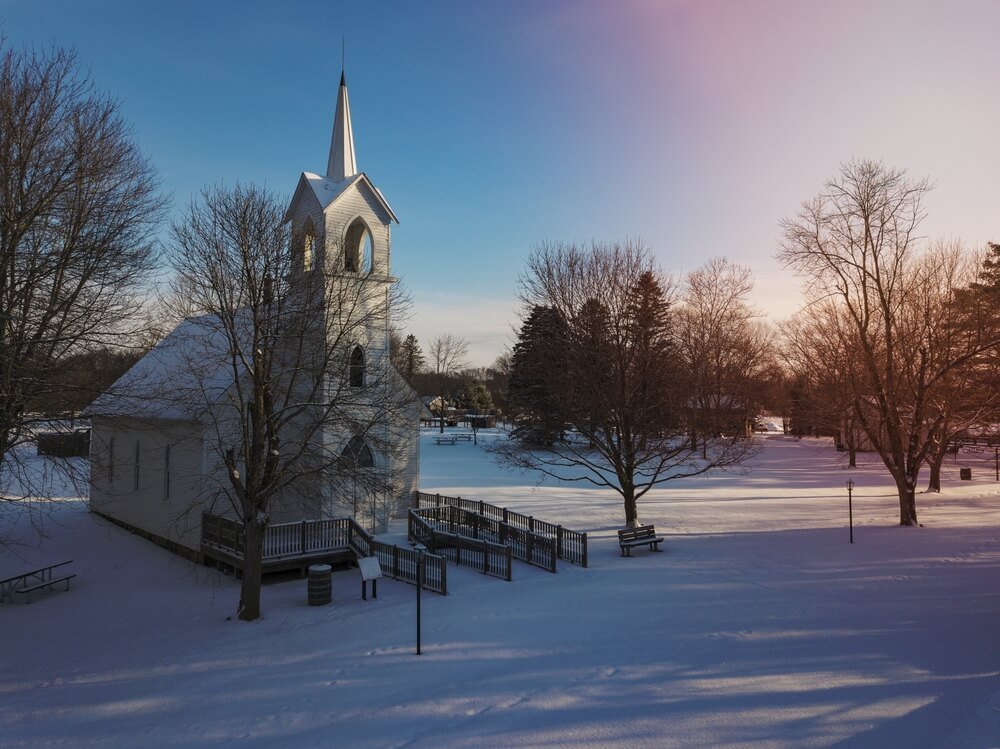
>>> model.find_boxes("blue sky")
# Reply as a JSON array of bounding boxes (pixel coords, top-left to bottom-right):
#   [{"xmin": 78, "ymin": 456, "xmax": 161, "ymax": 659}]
[{"xmin": 3, "ymin": 0, "xmax": 998, "ymax": 364}]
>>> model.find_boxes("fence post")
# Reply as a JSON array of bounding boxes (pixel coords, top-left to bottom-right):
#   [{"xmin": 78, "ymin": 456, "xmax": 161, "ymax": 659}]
[
  {"xmin": 300, "ymin": 520, "xmax": 307, "ymax": 554},
  {"xmin": 556, "ymin": 525, "xmax": 563, "ymax": 558},
  {"xmin": 530, "ymin": 516, "xmax": 535, "ymax": 534},
  {"xmin": 473, "ymin": 513, "xmax": 479, "ymax": 540},
  {"xmin": 527, "ymin": 530, "xmax": 534, "ymax": 566},
  {"xmin": 479, "ymin": 500, "xmax": 485, "ymax": 516},
  {"xmin": 582, "ymin": 532, "xmax": 588, "ymax": 568},
  {"xmin": 393, "ymin": 545, "xmax": 400, "ymax": 579},
  {"xmin": 500, "ymin": 523, "xmax": 506, "ymax": 546},
  {"xmin": 503, "ymin": 507, "xmax": 508, "ymax": 524},
  {"xmin": 506, "ymin": 544, "xmax": 513, "ymax": 582},
  {"xmin": 483, "ymin": 539, "xmax": 489, "ymax": 574},
  {"xmin": 549, "ymin": 537, "xmax": 557, "ymax": 573},
  {"xmin": 436, "ymin": 492, "xmax": 441, "ymax": 507},
  {"xmin": 441, "ymin": 558, "xmax": 448, "ymax": 595}
]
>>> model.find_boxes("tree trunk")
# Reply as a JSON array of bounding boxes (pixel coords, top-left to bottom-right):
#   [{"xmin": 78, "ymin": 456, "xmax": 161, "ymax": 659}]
[
  {"xmin": 927, "ymin": 454, "xmax": 943, "ymax": 493},
  {"xmin": 623, "ymin": 489, "xmax": 638, "ymax": 527},
  {"xmin": 895, "ymin": 478, "xmax": 918, "ymax": 526},
  {"xmin": 238, "ymin": 514, "xmax": 265, "ymax": 621}
]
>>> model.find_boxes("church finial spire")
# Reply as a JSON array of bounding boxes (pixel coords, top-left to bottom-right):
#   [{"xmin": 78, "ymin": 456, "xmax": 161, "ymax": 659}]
[{"xmin": 327, "ymin": 63, "xmax": 357, "ymax": 181}]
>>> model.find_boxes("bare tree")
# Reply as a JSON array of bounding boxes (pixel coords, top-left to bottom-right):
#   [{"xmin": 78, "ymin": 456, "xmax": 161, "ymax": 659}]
[
  {"xmin": 676, "ymin": 258, "xmax": 775, "ymax": 455},
  {"xmin": 493, "ymin": 240, "xmax": 755, "ymax": 526},
  {"xmin": 779, "ymin": 160, "xmax": 998, "ymax": 525},
  {"xmin": 428, "ymin": 334, "xmax": 468, "ymax": 433},
  {"xmin": 781, "ymin": 302, "xmax": 864, "ymax": 462},
  {"xmin": 165, "ymin": 184, "xmax": 414, "ymax": 621},
  {"xmin": 0, "ymin": 43, "xmax": 163, "ymax": 508}
]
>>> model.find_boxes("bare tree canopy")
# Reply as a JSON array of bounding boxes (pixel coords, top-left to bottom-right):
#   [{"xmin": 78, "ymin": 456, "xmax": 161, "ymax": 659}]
[
  {"xmin": 677, "ymin": 258, "xmax": 775, "ymax": 454},
  {"xmin": 493, "ymin": 240, "xmax": 757, "ymax": 526},
  {"xmin": 778, "ymin": 160, "xmax": 1000, "ymax": 525},
  {"xmin": 0, "ymin": 42, "xmax": 163, "ymax": 501},
  {"xmin": 164, "ymin": 183, "xmax": 414, "ymax": 621},
  {"xmin": 428, "ymin": 333, "xmax": 468, "ymax": 432}
]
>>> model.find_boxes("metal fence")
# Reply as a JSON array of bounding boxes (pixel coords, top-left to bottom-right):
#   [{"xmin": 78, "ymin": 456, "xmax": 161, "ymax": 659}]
[
  {"xmin": 409, "ymin": 510, "xmax": 512, "ymax": 581},
  {"xmin": 412, "ymin": 504, "xmax": 557, "ymax": 574},
  {"xmin": 414, "ymin": 491, "xmax": 588, "ymax": 568}
]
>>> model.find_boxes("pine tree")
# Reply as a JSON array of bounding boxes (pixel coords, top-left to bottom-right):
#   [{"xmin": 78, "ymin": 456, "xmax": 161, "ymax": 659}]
[{"xmin": 507, "ymin": 305, "xmax": 570, "ymax": 445}]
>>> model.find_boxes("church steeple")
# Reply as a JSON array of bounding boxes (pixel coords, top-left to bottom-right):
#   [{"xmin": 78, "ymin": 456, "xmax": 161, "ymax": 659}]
[{"xmin": 326, "ymin": 71, "xmax": 357, "ymax": 181}]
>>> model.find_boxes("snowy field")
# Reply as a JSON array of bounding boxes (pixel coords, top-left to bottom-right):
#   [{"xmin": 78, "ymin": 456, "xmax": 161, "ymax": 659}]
[{"xmin": 2, "ymin": 432, "xmax": 999, "ymax": 748}]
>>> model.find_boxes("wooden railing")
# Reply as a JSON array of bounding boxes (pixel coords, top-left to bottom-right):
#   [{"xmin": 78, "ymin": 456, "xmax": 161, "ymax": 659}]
[
  {"xmin": 409, "ymin": 510, "xmax": 512, "ymax": 581},
  {"xmin": 200, "ymin": 512, "xmax": 447, "ymax": 594},
  {"xmin": 414, "ymin": 491, "xmax": 588, "ymax": 568}
]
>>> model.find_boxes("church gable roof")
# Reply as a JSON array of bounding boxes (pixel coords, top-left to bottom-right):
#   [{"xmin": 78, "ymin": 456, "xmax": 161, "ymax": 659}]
[
  {"xmin": 85, "ymin": 313, "xmax": 242, "ymax": 421},
  {"xmin": 284, "ymin": 171, "xmax": 397, "ymax": 225}
]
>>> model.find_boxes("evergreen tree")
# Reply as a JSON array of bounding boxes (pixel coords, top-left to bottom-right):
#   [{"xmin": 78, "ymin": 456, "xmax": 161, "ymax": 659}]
[{"xmin": 507, "ymin": 305, "xmax": 570, "ymax": 445}]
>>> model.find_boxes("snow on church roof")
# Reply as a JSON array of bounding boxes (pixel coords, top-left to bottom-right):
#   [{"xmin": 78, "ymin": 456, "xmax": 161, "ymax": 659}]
[
  {"xmin": 85, "ymin": 313, "xmax": 244, "ymax": 421},
  {"xmin": 304, "ymin": 171, "xmax": 364, "ymax": 210},
  {"xmin": 292, "ymin": 171, "xmax": 398, "ymax": 224}
]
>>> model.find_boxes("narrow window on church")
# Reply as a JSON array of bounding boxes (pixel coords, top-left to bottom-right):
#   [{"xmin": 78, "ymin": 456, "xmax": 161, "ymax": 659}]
[
  {"xmin": 361, "ymin": 232, "xmax": 373, "ymax": 274},
  {"xmin": 133, "ymin": 441, "xmax": 141, "ymax": 491},
  {"xmin": 107, "ymin": 435, "xmax": 115, "ymax": 485},
  {"xmin": 344, "ymin": 217, "xmax": 372, "ymax": 273},
  {"xmin": 163, "ymin": 445, "xmax": 171, "ymax": 500},
  {"xmin": 303, "ymin": 218, "xmax": 316, "ymax": 272},
  {"xmin": 349, "ymin": 346, "xmax": 365, "ymax": 387}
]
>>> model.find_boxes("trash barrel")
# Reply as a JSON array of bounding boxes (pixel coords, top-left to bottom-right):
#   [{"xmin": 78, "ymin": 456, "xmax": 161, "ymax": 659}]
[
  {"xmin": 307, "ymin": 564, "xmax": 332, "ymax": 606},
  {"xmin": 960, "ymin": 467, "xmax": 972, "ymax": 481}
]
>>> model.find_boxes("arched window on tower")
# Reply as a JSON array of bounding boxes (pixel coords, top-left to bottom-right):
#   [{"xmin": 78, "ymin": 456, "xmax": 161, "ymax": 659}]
[
  {"xmin": 302, "ymin": 218, "xmax": 316, "ymax": 272},
  {"xmin": 349, "ymin": 346, "xmax": 365, "ymax": 387},
  {"xmin": 343, "ymin": 217, "xmax": 373, "ymax": 273}
]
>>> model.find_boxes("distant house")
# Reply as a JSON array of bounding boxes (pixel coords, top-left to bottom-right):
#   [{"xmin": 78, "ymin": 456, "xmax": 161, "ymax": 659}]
[{"xmin": 86, "ymin": 73, "xmax": 420, "ymax": 559}]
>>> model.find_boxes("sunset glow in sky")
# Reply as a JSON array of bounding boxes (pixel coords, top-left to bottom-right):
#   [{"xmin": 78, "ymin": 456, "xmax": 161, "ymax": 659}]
[{"xmin": 4, "ymin": 0, "xmax": 998, "ymax": 363}]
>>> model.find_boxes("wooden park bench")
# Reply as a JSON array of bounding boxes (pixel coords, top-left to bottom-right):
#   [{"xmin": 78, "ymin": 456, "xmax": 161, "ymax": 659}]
[
  {"xmin": 0, "ymin": 560, "xmax": 76, "ymax": 603},
  {"xmin": 617, "ymin": 526, "xmax": 664, "ymax": 557},
  {"xmin": 453, "ymin": 433, "xmax": 473, "ymax": 442},
  {"xmin": 434, "ymin": 436, "xmax": 457, "ymax": 445}
]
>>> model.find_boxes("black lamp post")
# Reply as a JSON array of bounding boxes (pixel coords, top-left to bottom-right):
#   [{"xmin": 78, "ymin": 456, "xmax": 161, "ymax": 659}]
[
  {"xmin": 846, "ymin": 478, "xmax": 855, "ymax": 544},
  {"xmin": 412, "ymin": 542, "xmax": 427, "ymax": 655}
]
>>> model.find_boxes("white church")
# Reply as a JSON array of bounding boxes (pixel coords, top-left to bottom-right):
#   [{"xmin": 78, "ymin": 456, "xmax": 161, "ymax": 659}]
[{"xmin": 87, "ymin": 72, "xmax": 420, "ymax": 560}]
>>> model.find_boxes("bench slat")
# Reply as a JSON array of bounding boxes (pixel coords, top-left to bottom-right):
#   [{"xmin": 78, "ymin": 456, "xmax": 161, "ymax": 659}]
[
  {"xmin": 617, "ymin": 526, "xmax": 665, "ymax": 556},
  {"xmin": 15, "ymin": 574, "xmax": 76, "ymax": 595}
]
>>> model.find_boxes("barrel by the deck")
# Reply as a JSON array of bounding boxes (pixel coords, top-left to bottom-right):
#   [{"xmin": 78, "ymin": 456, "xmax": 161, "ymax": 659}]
[{"xmin": 307, "ymin": 564, "xmax": 332, "ymax": 606}]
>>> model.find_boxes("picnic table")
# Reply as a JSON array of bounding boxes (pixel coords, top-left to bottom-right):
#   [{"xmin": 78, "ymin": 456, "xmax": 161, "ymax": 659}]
[
  {"xmin": 434, "ymin": 436, "xmax": 457, "ymax": 445},
  {"xmin": 0, "ymin": 560, "xmax": 76, "ymax": 603}
]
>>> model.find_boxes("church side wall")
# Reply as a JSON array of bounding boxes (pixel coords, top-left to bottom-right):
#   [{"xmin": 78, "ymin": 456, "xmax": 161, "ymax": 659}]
[{"xmin": 90, "ymin": 416, "xmax": 205, "ymax": 553}]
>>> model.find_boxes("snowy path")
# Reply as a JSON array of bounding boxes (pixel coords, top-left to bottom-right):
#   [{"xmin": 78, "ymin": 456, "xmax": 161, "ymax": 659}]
[{"xmin": 1, "ymin": 434, "xmax": 998, "ymax": 748}]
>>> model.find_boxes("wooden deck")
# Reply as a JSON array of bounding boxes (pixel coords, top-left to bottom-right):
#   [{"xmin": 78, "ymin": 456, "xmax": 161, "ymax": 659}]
[{"xmin": 200, "ymin": 513, "xmax": 448, "ymax": 594}]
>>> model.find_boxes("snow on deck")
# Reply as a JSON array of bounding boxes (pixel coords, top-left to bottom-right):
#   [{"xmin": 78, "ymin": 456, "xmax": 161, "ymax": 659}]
[{"xmin": 1, "ymin": 433, "xmax": 998, "ymax": 748}]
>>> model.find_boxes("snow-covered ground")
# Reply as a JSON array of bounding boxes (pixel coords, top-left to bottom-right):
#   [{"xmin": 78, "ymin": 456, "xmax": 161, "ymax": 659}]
[{"xmin": 1, "ymin": 432, "xmax": 999, "ymax": 748}]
